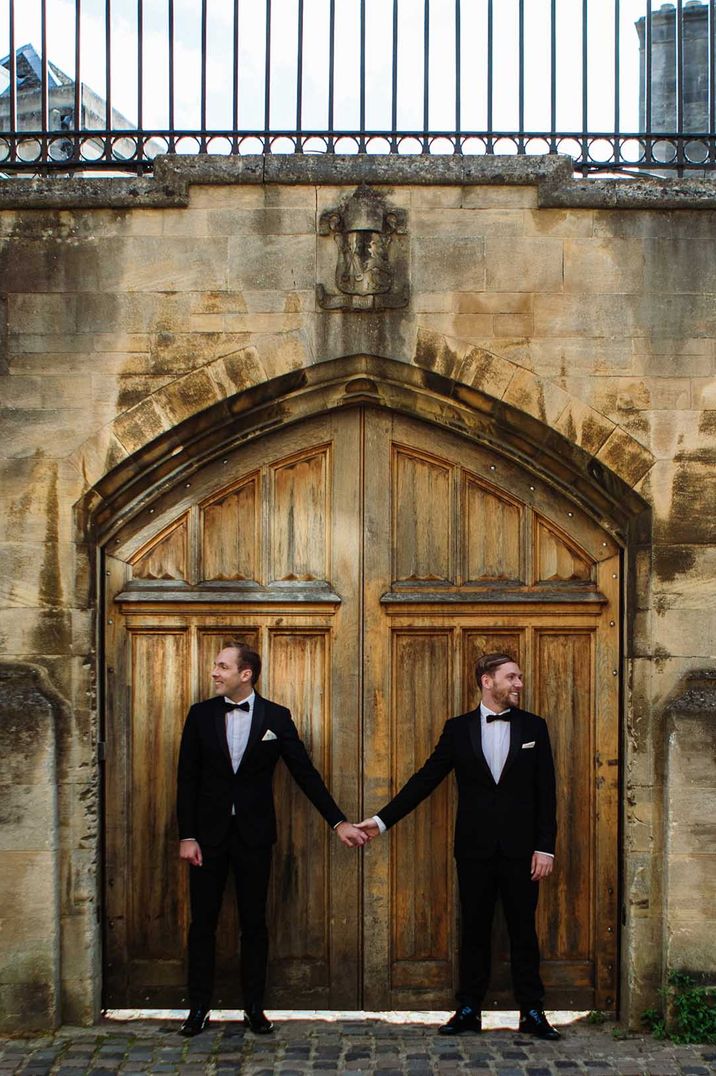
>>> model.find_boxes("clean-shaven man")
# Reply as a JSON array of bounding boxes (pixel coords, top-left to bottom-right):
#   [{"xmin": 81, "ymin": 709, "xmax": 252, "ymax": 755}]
[
  {"xmin": 177, "ymin": 641, "xmax": 367, "ymax": 1037},
  {"xmin": 358, "ymin": 652, "xmax": 560, "ymax": 1040}
]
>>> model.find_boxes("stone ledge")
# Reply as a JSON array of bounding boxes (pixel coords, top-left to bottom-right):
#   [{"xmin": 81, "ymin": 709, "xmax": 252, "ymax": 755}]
[{"xmin": 2, "ymin": 154, "xmax": 716, "ymax": 209}]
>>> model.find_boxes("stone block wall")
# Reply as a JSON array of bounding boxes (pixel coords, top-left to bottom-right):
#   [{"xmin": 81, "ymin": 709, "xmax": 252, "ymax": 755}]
[
  {"xmin": 0, "ymin": 663, "xmax": 62, "ymax": 1031},
  {"xmin": 0, "ymin": 156, "xmax": 713, "ymax": 1027},
  {"xmin": 665, "ymin": 672, "xmax": 716, "ymax": 975}
]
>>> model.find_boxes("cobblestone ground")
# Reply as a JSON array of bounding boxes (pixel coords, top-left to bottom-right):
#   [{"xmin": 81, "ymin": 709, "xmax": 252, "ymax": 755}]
[{"xmin": 0, "ymin": 1013, "xmax": 714, "ymax": 1075}]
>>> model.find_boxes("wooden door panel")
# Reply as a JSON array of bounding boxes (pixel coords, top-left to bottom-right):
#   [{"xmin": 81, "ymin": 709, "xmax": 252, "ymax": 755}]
[
  {"xmin": 535, "ymin": 521, "xmax": 593, "ymax": 584},
  {"xmin": 392, "ymin": 446, "xmax": 453, "ymax": 583},
  {"xmin": 200, "ymin": 474, "xmax": 260, "ymax": 582},
  {"xmin": 463, "ymin": 478, "xmax": 524, "ymax": 583},
  {"xmin": 128, "ymin": 630, "xmax": 190, "ymax": 960},
  {"xmin": 270, "ymin": 446, "xmax": 331, "ymax": 582},
  {"xmin": 265, "ymin": 630, "xmax": 333, "ymax": 1001},
  {"xmin": 131, "ymin": 518, "xmax": 189, "ymax": 581},
  {"xmin": 534, "ymin": 631, "xmax": 594, "ymax": 962},
  {"xmin": 390, "ymin": 631, "xmax": 455, "ymax": 998}
]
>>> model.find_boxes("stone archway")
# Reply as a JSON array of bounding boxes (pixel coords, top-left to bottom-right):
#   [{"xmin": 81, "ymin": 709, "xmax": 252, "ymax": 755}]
[
  {"xmin": 79, "ymin": 355, "xmax": 649, "ymax": 1014},
  {"xmin": 78, "ymin": 350, "xmax": 650, "ymax": 545}
]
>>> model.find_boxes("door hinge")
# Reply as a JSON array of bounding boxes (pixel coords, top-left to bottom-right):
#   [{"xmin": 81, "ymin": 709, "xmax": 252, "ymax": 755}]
[{"xmin": 97, "ymin": 741, "xmax": 107, "ymax": 762}]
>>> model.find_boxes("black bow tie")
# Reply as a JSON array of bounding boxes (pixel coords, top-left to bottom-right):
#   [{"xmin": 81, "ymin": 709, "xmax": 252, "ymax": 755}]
[
  {"xmin": 486, "ymin": 709, "xmax": 511, "ymax": 723},
  {"xmin": 222, "ymin": 699, "xmax": 250, "ymax": 712}
]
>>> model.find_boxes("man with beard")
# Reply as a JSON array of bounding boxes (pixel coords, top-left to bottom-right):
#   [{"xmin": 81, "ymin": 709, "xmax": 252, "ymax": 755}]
[{"xmin": 358, "ymin": 652, "xmax": 560, "ymax": 1040}]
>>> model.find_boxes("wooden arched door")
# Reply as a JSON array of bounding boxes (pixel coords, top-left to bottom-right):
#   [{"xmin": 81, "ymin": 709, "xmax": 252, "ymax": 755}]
[{"xmin": 103, "ymin": 406, "xmax": 619, "ymax": 1012}]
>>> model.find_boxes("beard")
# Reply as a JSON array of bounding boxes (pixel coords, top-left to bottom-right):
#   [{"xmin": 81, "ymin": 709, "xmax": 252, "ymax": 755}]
[{"xmin": 493, "ymin": 684, "xmax": 520, "ymax": 710}]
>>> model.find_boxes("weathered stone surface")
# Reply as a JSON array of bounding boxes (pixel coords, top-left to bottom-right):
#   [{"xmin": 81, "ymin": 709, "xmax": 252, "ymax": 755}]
[
  {"xmin": 112, "ymin": 396, "xmax": 174, "ymax": 454},
  {"xmin": 0, "ymin": 663, "xmax": 62, "ymax": 1032},
  {"xmin": 207, "ymin": 346, "xmax": 267, "ymax": 397},
  {"xmin": 554, "ymin": 397, "xmax": 615, "ymax": 455},
  {"xmin": 78, "ymin": 292, "xmax": 195, "ymax": 335},
  {"xmin": 214, "ymin": 207, "xmax": 316, "ymax": 236},
  {"xmin": 563, "ymin": 238, "xmax": 645, "ymax": 294},
  {"xmin": 485, "ymin": 236, "xmax": 563, "ymax": 293},
  {"xmin": 644, "ymin": 461, "xmax": 716, "ymax": 542},
  {"xmin": 596, "ymin": 427, "xmax": 655, "ymax": 487},
  {"xmin": 667, "ymin": 788, "xmax": 716, "ymax": 853},
  {"xmin": 152, "ymin": 367, "xmax": 223, "ymax": 426},
  {"xmin": 523, "ymin": 207, "xmax": 595, "ymax": 237},
  {"xmin": 664, "ymin": 675, "xmax": 716, "ymax": 984},
  {"xmin": 0, "ymin": 164, "xmax": 715, "ymax": 1034},
  {"xmin": 412, "ymin": 236, "xmax": 485, "ymax": 293},
  {"xmin": 461, "ymin": 185, "xmax": 538, "ymax": 209},
  {"xmin": 666, "ymin": 855, "xmax": 716, "ymax": 913},
  {"xmin": 228, "ymin": 233, "xmax": 315, "ymax": 291},
  {"xmin": 534, "ymin": 293, "xmax": 644, "ymax": 337},
  {"xmin": 411, "ymin": 207, "xmax": 524, "ymax": 237},
  {"xmin": 458, "ymin": 345, "xmax": 516, "ymax": 399},
  {"xmin": 502, "ymin": 368, "xmax": 570, "ymax": 426},
  {"xmin": 97, "ymin": 236, "xmax": 229, "ymax": 293}
]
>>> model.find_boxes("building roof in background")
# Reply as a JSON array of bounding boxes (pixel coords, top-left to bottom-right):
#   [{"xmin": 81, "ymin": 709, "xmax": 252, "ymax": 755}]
[{"xmin": 0, "ymin": 43, "xmax": 73, "ymax": 97}]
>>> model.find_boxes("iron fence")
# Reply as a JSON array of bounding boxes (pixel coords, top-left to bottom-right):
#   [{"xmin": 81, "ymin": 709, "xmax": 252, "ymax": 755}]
[{"xmin": 0, "ymin": 0, "xmax": 715, "ymax": 175}]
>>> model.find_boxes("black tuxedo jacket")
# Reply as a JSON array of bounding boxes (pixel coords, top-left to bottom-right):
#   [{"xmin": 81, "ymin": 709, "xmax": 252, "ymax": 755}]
[
  {"xmin": 176, "ymin": 693, "xmax": 346, "ymax": 850},
  {"xmin": 378, "ymin": 707, "xmax": 556, "ymax": 860}
]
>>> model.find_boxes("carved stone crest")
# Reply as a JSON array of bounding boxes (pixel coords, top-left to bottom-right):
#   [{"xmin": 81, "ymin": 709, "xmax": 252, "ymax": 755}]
[{"xmin": 317, "ymin": 185, "xmax": 409, "ymax": 311}]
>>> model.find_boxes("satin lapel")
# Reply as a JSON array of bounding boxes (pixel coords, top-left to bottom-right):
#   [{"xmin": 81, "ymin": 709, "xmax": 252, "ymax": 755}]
[
  {"xmin": 238, "ymin": 693, "xmax": 267, "ymax": 771},
  {"xmin": 468, "ymin": 710, "xmax": 495, "ymax": 783},
  {"xmin": 498, "ymin": 709, "xmax": 523, "ymax": 783},
  {"xmin": 212, "ymin": 699, "xmax": 233, "ymax": 769}
]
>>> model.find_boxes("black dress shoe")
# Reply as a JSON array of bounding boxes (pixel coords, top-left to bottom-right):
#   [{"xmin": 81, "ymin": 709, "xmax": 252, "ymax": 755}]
[
  {"xmin": 438, "ymin": 1006, "xmax": 482, "ymax": 1035},
  {"xmin": 179, "ymin": 1007, "xmax": 210, "ymax": 1037},
  {"xmin": 519, "ymin": 1008, "xmax": 561, "ymax": 1040},
  {"xmin": 244, "ymin": 1005, "xmax": 273, "ymax": 1034}
]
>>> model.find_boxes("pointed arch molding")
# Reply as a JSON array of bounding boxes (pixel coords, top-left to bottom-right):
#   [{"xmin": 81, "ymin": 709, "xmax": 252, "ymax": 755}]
[{"xmin": 79, "ymin": 352, "xmax": 650, "ymax": 545}]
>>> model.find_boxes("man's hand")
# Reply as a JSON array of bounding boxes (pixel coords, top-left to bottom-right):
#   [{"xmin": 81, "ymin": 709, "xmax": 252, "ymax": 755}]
[
  {"xmin": 179, "ymin": 839, "xmax": 203, "ymax": 867},
  {"xmin": 335, "ymin": 821, "xmax": 369, "ymax": 847},
  {"xmin": 531, "ymin": 852, "xmax": 553, "ymax": 881},
  {"xmin": 355, "ymin": 818, "xmax": 380, "ymax": 840}
]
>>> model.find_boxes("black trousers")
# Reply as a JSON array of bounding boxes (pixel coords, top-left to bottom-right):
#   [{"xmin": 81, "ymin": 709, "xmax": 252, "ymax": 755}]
[
  {"xmin": 187, "ymin": 819, "xmax": 272, "ymax": 1009},
  {"xmin": 456, "ymin": 853, "xmax": 543, "ymax": 1011}
]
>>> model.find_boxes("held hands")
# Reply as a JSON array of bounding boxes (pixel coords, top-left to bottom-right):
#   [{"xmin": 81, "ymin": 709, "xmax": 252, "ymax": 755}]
[
  {"xmin": 335, "ymin": 821, "xmax": 371, "ymax": 847},
  {"xmin": 355, "ymin": 818, "xmax": 380, "ymax": 840},
  {"xmin": 335, "ymin": 818, "xmax": 382, "ymax": 847},
  {"xmin": 179, "ymin": 839, "xmax": 203, "ymax": 867}
]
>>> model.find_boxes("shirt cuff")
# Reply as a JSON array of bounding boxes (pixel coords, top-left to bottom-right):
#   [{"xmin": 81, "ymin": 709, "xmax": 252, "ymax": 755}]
[
  {"xmin": 535, "ymin": 850, "xmax": 554, "ymax": 858},
  {"xmin": 180, "ymin": 838, "xmax": 196, "ymax": 842},
  {"xmin": 373, "ymin": 815, "xmax": 387, "ymax": 835},
  {"xmin": 333, "ymin": 820, "xmax": 346, "ymax": 829}
]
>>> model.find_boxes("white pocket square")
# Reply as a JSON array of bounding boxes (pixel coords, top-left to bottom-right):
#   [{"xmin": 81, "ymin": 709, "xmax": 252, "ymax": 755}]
[
  {"xmin": 522, "ymin": 741, "xmax": 536, "ymax": 749},
  {"xmin": 261, "ymin": 729, "xmax": 277, "ymax": 742}
]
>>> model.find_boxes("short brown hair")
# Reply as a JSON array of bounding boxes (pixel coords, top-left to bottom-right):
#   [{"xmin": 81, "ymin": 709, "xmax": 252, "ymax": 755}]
[
  {"xmin": 475, "ymin": 652, "xmax": 516, "ymax": 691},
  {"xmin": 226, "ymin": 640, "xmax": 261, "ymax": 685}
]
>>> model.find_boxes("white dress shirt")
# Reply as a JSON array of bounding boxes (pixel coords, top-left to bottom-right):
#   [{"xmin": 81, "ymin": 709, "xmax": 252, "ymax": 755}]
[
  {"xmin": 226, "ymin": 692, "xmax": 255, "ymax": 774},
  {"xmin": 479, "ymin": 702, "xmax": 511, "ymax": 783}
]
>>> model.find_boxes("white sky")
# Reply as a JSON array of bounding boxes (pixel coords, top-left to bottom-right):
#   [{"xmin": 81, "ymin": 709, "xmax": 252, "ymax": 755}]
[{"xmin": 1, "ymin": 0, "xmax": 651, "ymax": 143}]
